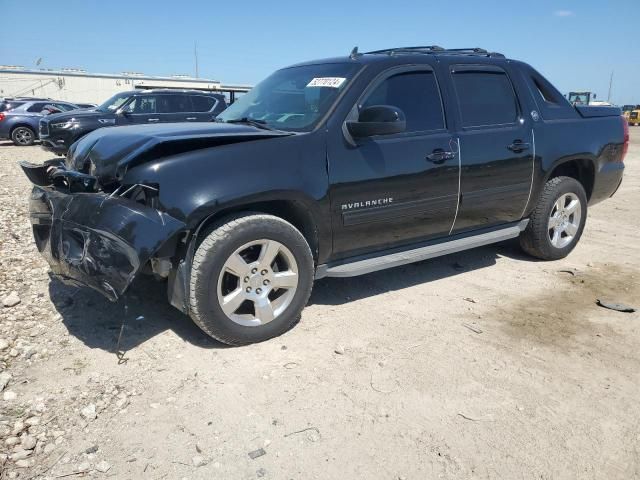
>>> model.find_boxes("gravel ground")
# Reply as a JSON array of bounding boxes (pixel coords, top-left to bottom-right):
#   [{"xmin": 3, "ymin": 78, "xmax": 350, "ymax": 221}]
[{"xmin": 0, "ymin": 131, "xmax": 639, "ymax": 480}]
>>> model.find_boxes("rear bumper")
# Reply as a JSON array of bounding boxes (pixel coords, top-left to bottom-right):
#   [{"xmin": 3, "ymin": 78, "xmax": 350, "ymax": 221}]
[
  {"xmin": 21, "ymin": 162, "xmax": 185, "ymax": 301},
  {"xmin": 589, "ymin": 162, "xmax": 625, "ymax": 206}
]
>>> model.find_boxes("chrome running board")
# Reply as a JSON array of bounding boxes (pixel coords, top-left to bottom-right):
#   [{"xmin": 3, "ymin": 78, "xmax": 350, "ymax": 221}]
[{"xmin": 316, "ymin": 220, "xmax": 528, "ymax": 279}]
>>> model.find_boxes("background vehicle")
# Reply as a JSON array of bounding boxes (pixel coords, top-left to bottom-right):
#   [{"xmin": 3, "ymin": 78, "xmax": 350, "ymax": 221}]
[
  {"xmin": 39, "ymin": 90, "xmax": 227, "ymax": 154},
  {"xmin": 21, "ymin": 46, "xmax": 627, "ymax": 345},
  {"xmin": 624, "ymin": 105, "xmax": 640, "ymax": 125},
  {"xmin": 566, "ymin": 91, "xmax": 612, "ymax": 106},
  {"xmin": 0, "ymin": 100, "xmax": 27, "ymax": 112},
  {"xmin": 0, "ymin": 100, "xmax": 80, "ymax": 145},
  {"xmin": 74, "ymin": 103, "xmax": 98, "ymax": 109}
]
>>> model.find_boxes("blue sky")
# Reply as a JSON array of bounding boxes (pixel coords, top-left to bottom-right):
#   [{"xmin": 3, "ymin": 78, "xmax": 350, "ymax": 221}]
[{"xmin": 1, "ymin": 0, "xmax": 639, "ymax": 104}]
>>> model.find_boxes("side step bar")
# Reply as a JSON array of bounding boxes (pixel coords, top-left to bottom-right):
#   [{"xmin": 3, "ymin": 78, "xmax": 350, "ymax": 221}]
[{"xmin": 316, "ymin": 220, "xmax": 528, "ymax": 279}]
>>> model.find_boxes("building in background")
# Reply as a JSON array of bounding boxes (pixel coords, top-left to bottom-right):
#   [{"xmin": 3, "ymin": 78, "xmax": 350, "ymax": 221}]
[{"xmin": 0, "ymin": 66, "xmax": 251, "ymax": 105}]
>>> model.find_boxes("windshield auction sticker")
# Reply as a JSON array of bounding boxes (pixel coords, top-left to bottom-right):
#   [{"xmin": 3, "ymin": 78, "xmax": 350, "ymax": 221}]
[{"xmin": 307, "ymin": 77, "xmax": 347, "ymax": 88}]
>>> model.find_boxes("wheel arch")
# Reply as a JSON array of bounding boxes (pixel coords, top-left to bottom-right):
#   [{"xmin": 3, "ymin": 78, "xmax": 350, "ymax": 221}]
[
  {"xmin": 10, "ymin": 122, "xmax": 37, "ymax": 136},
  {"xmin": 166, "ymin": 195, "xmax": 326, "ymax": 316},
  {"xmin": 192, "ymin": 198, "xmax": 322, "ymax": 263},
  {"xmin": 544, "ymin": 157, "xmax": 595, "ymax": 200}
]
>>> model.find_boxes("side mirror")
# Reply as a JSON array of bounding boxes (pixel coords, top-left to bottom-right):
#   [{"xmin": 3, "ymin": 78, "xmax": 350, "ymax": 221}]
[{"xmin": 346, "ymin": 105, "xmax": 406, "ymax": 138}]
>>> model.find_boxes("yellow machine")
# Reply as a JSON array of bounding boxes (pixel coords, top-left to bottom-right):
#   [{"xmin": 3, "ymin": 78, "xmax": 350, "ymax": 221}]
[{"xmin": 622, "ymin": 105, "xmax": 640, "ymax": 126}]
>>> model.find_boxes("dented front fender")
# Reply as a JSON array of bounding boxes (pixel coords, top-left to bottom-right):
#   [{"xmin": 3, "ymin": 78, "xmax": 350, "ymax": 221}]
[{"xmin": 29, "ymin": 186, "xmax": 185, "ymax": 301}]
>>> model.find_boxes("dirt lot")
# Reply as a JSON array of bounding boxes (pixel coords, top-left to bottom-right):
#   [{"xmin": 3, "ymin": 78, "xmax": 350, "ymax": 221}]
[{"xmin": 0, "ymin": 131, "xmax": 639, "ymax": 480}]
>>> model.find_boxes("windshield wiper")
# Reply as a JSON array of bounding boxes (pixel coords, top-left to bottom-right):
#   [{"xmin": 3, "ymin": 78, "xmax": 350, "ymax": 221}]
[{"xmin": 223, "ymin": 117, "xmax": 277, "ymax": 131}]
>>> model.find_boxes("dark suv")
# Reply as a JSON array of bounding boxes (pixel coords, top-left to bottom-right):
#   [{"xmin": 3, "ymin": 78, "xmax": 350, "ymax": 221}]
[{"xmin": 39, "ymin": 89, "xmax": 227, "ymax": 154}]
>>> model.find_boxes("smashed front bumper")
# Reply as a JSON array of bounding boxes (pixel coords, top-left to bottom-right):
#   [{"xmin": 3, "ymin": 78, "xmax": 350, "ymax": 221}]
[{"xmin": 20, "ymin": 161, "xmax": 185, "ymax": 301}]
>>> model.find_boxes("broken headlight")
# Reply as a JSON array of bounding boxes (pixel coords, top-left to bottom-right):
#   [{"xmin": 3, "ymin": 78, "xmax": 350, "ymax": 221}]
[{"xmin": 113, "ymin": 183, "xmax": 160, "ymax": 209}]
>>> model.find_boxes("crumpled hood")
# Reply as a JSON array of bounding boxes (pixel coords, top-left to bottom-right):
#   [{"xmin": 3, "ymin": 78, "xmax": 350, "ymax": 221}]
[{"xmin": 66, "ymin": 122, "xmax": 293, "ymax": 185}]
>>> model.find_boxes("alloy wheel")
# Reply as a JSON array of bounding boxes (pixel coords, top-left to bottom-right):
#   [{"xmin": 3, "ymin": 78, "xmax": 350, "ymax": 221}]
[
  {"xmin": 548, "ymin": 192, "xmax": 582, "ymax": 248},
  {"xmin": 216, "ymin": 239, "xmax": 299, "ymax": 326},
  {"xmin": 13, "ymin": 127, "xmax": 33, "ymax": 145}
]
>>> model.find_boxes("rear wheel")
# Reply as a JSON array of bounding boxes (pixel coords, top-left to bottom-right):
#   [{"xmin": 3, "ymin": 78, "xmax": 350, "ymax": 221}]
[
  {"xmin": 11, "ymin": 126, "xmax": 36, "ymax": 146},
  {"xmin": 520, "ymin": 176, "xmax": 587, "ymax": 260},
  {"xmin": 189, "ymin": 213, "xmax": 314, "ymax": 345}
]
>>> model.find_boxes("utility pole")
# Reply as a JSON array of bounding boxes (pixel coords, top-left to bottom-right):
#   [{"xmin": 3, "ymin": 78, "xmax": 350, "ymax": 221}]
[
  {"xmin": 194, "ymin": 41, "xmax": 199, "ymax": 79},
  {"xmin": 607, "ymin": 70, "xmax": 614, "ymax": 103}
]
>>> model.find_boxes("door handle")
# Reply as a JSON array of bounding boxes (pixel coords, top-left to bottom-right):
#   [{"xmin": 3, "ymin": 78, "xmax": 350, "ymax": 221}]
[
  {"xmin": 148, "ymin": 118, "xmax": 159, "ymax": 122},
  {"xmin": 426, "ymin": 150, "xmax": 455, "ymax": 164},
  {"xmin": 186, "ymin": 117, "xmax": 197, "ymax": 121},
  {"xmin": 507, "ymin": 141, "xmax": 530, "ymax": 152}
]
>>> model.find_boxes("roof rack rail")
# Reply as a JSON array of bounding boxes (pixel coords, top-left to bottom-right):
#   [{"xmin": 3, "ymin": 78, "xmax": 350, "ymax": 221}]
[{"xmin": 364, "ymin": 46, "xmax": 505, "ymax": 58}]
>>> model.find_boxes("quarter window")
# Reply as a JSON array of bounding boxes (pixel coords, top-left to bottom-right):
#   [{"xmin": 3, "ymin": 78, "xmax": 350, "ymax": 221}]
[
  {"xmin": 452, "ymin": 69, "xmax": 518, "ymax": 127},
  {"xmin": 362, "ymin": 70, "xmax": 445, "ymax": 132},
  {"xmin": 191, "ymin": 96, "xmax": 216, "ymax": 112}
]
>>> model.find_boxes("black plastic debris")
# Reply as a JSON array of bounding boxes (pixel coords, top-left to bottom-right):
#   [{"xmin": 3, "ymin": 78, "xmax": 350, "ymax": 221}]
[{"xmin": 596, "ymin": 299, "xmax": 636, "ymax": 313}]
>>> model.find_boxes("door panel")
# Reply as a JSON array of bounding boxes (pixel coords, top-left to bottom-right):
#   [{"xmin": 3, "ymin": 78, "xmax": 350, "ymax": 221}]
[
  {"xmin": 449, "ymin": 65, "xmax": 533, "ymax": 232},
  {"xmin": 328, "ymin": 67, "xmax": 460, "ymax": 260}
]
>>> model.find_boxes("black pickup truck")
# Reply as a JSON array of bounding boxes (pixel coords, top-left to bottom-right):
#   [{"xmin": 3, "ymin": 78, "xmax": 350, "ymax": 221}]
[{"xmin": 20, "ymin": 46, "xmax": 627, "ymax": 345}]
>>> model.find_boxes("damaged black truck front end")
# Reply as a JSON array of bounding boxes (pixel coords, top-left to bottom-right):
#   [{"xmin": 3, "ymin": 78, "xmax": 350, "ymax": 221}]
[
  {"xmin": 21, "ymin": 159, "xmax": 186, "ymax": 301},
  {"xmin": 19, "ymin": 122, "xmax": 295, "ymax": 305}
]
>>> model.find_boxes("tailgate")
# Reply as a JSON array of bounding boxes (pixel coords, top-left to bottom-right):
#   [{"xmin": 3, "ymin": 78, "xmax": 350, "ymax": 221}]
[{"xmin": 575, "ymin": 105, "xmax": 622, "ymax": 118}]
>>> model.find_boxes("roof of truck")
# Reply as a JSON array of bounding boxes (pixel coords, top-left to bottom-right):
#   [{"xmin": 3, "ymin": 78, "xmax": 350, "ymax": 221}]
[{"xmin": 289, "ymin": 46, "xmax": 510, "ymax": 68}]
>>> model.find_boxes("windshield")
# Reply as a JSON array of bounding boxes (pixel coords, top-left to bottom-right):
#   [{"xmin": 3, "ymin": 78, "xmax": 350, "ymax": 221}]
[
  {"xmin": 96, "ymin": 92, "xmax": 133, "ymax": 113},
  {"xmin": 218, "ymin": 63, "xmax": 360, "ymax": 132}
]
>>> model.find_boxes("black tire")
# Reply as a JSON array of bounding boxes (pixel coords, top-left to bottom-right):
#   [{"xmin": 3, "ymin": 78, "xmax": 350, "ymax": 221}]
[
  {"xmin": 189, "ymin": 213, "xmax": 314, "ymax": 346},
  {"xmin": 11, "ymin": 126, "xmax": 36, "ymax": 146},
  {"xmin": 520, "ymin": 176, "xmax": 587, "ymax": 260}
]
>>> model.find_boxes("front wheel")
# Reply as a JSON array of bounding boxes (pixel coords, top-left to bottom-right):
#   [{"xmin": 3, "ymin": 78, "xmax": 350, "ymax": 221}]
[
  {"xmin": 11, "ymin": 126, "xmax": 36, "ymax": 146},
  {"xmin": 519, "ymin": 176, "xmax": 587, "ymax": 260},
  {"xmin": 189, "ymin": 213, "xmax": 314, "ymax": 345}
]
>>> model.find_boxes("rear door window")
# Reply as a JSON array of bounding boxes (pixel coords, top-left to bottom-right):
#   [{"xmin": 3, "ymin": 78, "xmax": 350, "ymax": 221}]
[
  {"xmin": 361, "ymin": 70, "xmax": 445, "ymax": 133},
  {"xmin": 158, "ymin": 95, "xmax": 192, "ymax": 113},
  {"xmin": 26, "ymin": 103, "xmax": 48, "ymax": 113},
  {"xmin": 451, "ymin": 67, "xmax": 519, "ymax": 127}
]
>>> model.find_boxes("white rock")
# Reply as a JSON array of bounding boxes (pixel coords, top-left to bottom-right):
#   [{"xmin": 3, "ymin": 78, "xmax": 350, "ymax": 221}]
[
  {"xmin": 0, "ymin": 338, "xmax": 9, "ymax": 350},
  {"xmin": 21, "ymin": 435, "xmax": 36, "ymax": 450},
  {"xmin": 3, "ymin": 391, "xmax": 17, "ymax": 401},
  {"xmin": 15, "ymin": 459, "xmax": 31, "ymax": 468},
  {"xmin": 5, "ymin": 437, "xmax": 19, "ymax": 447},
  {"xmin": 80, "ymin": 404, "xmax": 97, "ymax": 421},
  {"xmin": 2, "ymin": 292, "xmax": 20, "ymax": 307},
  {"xmin": 77, "ymin": 461, "xmax": 91, "ymax": 472},
  {"xmin": 25, "ymin": 416, "xmax": 40, "ymax": 426},
  {"xmin": 12, "ymin": 421, "xmax": 25, "ymax": 435},
  {"xmin": 44, "ymin": 443, "xmax": 56, "ymax": 455},
  {"xmin": 95, "ymin": 460, "xmax": 111, "ymax": 473},
  {"xmin": 0, "ymin": 372, "xmax": 10, "ymax": 391},
  {"xmin": 192, "ymin": 455, "xmax": 206, "ymax": 467},
  {"xmin": 11, "ymin": 449, "xmax": 31, "ymax": 461}
]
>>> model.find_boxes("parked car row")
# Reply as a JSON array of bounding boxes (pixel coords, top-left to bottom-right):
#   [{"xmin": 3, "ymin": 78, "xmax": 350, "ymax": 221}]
[
  {"xmin": 39, "ymin": 89, "xmax": 227, "ymax": 155},
  {"xmin": 0, "ymin": 97, "xmax": 96, "ymax": 146}
]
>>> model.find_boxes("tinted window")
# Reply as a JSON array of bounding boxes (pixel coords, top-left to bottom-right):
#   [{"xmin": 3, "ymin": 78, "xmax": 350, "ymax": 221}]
[
  {"xmin": 158, "ymin": 94, "xmax": 192, "ymax": 113},
  {"xmin": 26, "ymin": 103, "xmax": 48, "ymax": 113},
  {"xmin": 362, "ymin": 70, "xmax": 444, "ymax": 132},
  {"xmin": 55, "ymin": 103, "xmax": 76, "ymax": 111},
  {"xmin": 191, "ymin": 95, "xmax": 216, "ymax": 112},
  {"xmin": 452, "ymin": 70, "xmax": 518, "ymax": 127},
  {"xmin": 125, "ymin": 96, "xmax": 157, "ymax": 114}
]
